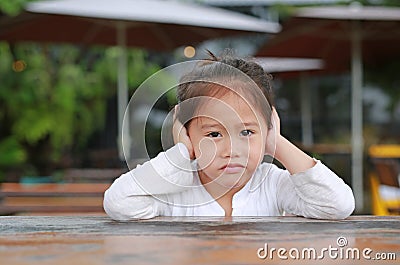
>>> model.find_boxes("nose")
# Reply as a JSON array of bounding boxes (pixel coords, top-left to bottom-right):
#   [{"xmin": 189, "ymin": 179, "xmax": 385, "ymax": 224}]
[{"xmin": 220, "ymin": 136, "xmax": 246, "ymax": 158}]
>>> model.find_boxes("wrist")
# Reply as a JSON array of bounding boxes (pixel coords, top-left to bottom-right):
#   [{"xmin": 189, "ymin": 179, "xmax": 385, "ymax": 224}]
[{"xmin": 273, "ymin": 135, "xmax": 286, "ymax": 162}]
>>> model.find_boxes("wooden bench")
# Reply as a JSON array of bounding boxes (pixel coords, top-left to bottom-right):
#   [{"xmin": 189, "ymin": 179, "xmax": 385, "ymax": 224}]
[
  {"xmin": 0, "ymin": 183, "xmax": 111, "ymax": 215},
  {"xmin": 0, "ymin": 168, "xmax": 126, "ymax": 215},
  {"xmin": 62, "ymin": 168, "xmax": 126, "ymax": 183}
]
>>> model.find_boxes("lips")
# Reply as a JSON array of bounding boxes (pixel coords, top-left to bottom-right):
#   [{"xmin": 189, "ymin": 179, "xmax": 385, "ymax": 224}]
[{"xmin": 220, "ymin": 163, "xmax": 245, "ymax": 174}]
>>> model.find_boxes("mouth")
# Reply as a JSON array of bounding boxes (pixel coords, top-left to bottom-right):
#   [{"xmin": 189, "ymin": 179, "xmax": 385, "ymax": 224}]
[{"xmin": 220, "ymin": 163, "xmax": 245, "ymax": 174}]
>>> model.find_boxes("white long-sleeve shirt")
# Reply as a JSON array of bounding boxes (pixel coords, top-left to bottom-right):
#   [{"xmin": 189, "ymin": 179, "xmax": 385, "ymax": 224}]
[{"xmin": 103, "ymin": 143, "xmax": 355, "ymax": 221}]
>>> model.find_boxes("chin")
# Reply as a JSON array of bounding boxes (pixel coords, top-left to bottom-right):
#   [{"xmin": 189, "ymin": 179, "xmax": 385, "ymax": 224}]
[{"xmin": 218, "ymin": 177, "xmax": 248, "ymax": 189}]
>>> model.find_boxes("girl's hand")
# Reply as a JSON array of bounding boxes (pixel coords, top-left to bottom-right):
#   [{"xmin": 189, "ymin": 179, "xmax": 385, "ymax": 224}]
[
  {"xmin": 266, "ymin": 107, "xmax": 316, "ymax": 174},
  {"xmin": 265, "ymin": 107, "xmax": 281, "ymax": 156},
  {"xmin": 173, "ymin": 105, "xmax": 195, "ymax": 159}
]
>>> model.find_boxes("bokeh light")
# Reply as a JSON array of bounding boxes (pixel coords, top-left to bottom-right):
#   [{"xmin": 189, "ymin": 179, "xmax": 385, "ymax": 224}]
[
  {"xmin": 183, "ymin": 46, "xmax": 196, "ymax": 58},
  {"xmin": 12, "ymin": 60, "xmax": 27, "ymax": 72}
]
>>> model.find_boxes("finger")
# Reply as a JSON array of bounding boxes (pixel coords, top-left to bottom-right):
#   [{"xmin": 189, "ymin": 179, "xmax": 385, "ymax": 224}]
[
  {"xmin": 173, "ymin": 105, "xmax": 178, "ymax": 121},
  {"xmin": 273, "ymin": 107, "xmax": 280, "ymax": 120},
  {"xmin": 271, "ymin": 108, "xmax": 279, "ymax": 125}
]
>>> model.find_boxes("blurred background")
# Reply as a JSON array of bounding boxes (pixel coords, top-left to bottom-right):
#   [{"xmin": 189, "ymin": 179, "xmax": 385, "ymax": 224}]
[{"xmin": 0, "ymin": 0, "xmax": 399, "ymax": 216}]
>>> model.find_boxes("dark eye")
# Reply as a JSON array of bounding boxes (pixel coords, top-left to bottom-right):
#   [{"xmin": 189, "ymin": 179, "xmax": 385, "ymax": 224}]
[
  {"xmin": 240, "ymin": 130, "xmax": 253, "ymax": 137},
  {"xmin": 207, "ymin": 132, "xmax": 222, "ymax": 138}
]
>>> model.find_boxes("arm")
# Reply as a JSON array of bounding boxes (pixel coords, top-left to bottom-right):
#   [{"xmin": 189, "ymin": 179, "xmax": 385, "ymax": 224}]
[
  {"xmin": 266, "ymin": 108, "xmax": 355, "ymax": 219},
  {"xmin": 275, "ymin": 161, "xmax": 355, "ymax": 219},
  {"xmin": 275, "ymin": 137, "xmax": 316, "ymax": 175},
  {"xmin": 104, "ymin": 106, "xmax": 195, "ymax": 221},
  {"xmin": 103, "ymin": 143, "xmax": 194, "ymax": 221},
  {"xmin": 266, "ymin": 108, "xmax": 316, "ymax": 174}
]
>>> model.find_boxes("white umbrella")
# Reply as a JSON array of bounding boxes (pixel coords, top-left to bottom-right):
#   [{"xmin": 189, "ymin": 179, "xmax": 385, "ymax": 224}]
[{"xmin": 1, "ymin": 0, "xmax": 280, "ymax": 161}]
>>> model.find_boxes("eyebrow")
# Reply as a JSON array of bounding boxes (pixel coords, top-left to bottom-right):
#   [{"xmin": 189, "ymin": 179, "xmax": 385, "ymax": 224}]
[
  {"xmin": 200, "ymin": 122, "xmax": 260, "ymax": 130},
  {"xmin": 200, "ymin": 123, "xmax": 221, "ymax": 130},
  {"xmin": 242, "ymin": 122, "xmax": 260, "ymax": 127}
]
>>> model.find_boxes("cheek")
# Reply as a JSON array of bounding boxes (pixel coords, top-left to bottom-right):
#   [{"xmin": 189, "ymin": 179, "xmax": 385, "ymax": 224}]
[
  {"xmin": 194, "ymin": 138, "xmax": 217, "ymax": 169},
  {"xmin": 247, "ymin": 139, "xmax": 265, "ymax": 166}
]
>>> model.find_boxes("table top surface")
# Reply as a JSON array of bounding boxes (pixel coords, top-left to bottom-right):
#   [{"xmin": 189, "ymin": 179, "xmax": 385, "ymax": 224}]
[{"xmin": 0, "ymin": 215, "xmax": 399, "ymax": 264}]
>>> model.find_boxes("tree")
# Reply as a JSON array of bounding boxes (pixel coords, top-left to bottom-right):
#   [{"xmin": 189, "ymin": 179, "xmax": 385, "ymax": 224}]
[
  {"xmin": 0, "ymin": 42, "xmax": 160, "ymax": 178},
  {"xmin": 0, "ymin": 0, "xmax": 161, "ymax": 179},
  {"xmin": 0, "ymin": 0, "xmax": 32, "ymax": 16}
]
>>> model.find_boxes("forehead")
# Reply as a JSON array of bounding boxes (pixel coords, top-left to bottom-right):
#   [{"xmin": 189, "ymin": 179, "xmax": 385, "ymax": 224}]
[{"xmin": 194, "ymin": 92, "xmax": 264, "ymax": 126}]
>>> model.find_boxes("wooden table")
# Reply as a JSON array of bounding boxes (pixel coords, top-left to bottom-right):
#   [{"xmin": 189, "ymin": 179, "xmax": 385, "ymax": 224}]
[{"xmin": 0, "ymin": 216, "xmax": 398, "ymax": 264}]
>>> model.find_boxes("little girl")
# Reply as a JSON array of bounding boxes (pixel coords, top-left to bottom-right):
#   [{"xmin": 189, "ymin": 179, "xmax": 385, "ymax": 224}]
[{"xmin": 103, "ymin": 51, "xmax": 355, "ymax": 221}]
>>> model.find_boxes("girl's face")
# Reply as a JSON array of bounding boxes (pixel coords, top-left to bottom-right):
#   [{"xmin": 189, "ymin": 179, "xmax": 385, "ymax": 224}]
[{"xmin": 187, "ymin": 92, "xmax": 268, "ymax": 191}]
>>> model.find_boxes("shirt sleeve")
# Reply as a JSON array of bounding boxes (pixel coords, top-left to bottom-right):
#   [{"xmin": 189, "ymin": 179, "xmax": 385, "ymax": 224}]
[
  {"xmin": 103, "ymin": 143, "xmax": 194, "ymax": 221},
  {"xmin": 274, "ymin": 160, "xmax": 355, "ymax": 219}
]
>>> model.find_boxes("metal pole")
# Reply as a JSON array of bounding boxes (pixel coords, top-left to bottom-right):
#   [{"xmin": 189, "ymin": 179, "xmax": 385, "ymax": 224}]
[
  {"xmin": 351, "ymin": 20, "xmax": 364, "ymax": 212},
  {"xmin": 117, "ymin": 22, "xmax": 131, "ymax": 161},
  {"xmin": 300, "ymin": 73, "xmax": 313, "ymax": 147}
]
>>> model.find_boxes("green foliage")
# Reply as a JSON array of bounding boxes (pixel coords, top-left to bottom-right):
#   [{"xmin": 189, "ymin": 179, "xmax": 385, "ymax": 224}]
[
  {"xmin": 0, "ymin": 0, "xmax": 32, "ymax": 16},
  {"xmin": 270, "ymin": 4, "xmax": 297, "ymax": 22},
  {"xmin": 0, "ymin": 137, "xmax": 26, "ymax": 166},
  {"xmin": 357, "ymin": 0, "xmax": 400, "ymax": 7},
  {"xmin": 1, "ymin": 44, "xmax": 105, "ymax": 151},
  {"xmin": 0, "ymin": 42, "xmax": 160, "ymax": 176},
  {"xmin": 94, "ymin": 47, "xmax": 160, "ymax": 93}
]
